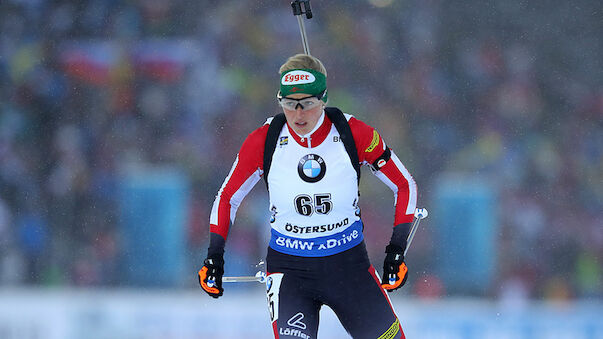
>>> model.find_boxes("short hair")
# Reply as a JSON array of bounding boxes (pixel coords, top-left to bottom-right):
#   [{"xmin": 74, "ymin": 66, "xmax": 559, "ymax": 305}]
[{"xmin": 279, "ymin": 54, "xmax": 327, "ymax": 76}]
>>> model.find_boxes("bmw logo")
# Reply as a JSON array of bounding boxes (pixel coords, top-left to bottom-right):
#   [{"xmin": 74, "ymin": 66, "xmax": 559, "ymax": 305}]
[
  {"xmin": 298, "ymin": 154, "xmax": 326, "ymax": 183},
  {"xmin": 266, "ymin": 276, "xmax": 273, "ymax": 291}
]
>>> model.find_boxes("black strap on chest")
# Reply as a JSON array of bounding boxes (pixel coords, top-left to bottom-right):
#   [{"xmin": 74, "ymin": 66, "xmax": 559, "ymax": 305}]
[
  {"xmin": 262, "ymin": 107, "xmax": 361, "ymax": 189},
  {"xmin": 325, "ymin": 107, "xmax": 361, "ymax": 181},
  {"xmin": 263, "ymin": 113, "xmax": 287, "ymax": 189}
]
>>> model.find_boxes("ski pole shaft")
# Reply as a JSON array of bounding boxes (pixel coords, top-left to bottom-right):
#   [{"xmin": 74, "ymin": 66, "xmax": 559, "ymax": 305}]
[
  {"xmin": 404, "ymin": 208, "xmax": 428, "ymax": 256},
  {"xmin": 221, "ymin": 270, "xmax": 266, "ymax": 284},
  {"xmin": 223, "ymin": 276, "xmax": 263, "ymax": 283},
  {"xmin": 291, "ymin": 0, "xmax": 313, "ymax": 55},
  {"xmin": 296, "ymin": 15, "xmax": 311, "ymax": 55}
]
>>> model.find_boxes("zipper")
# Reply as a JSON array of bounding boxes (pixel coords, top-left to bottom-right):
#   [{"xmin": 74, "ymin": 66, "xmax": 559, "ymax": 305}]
[{"xmin": 300, "ymin": 135, "xmax": 312, "ymax": 148}]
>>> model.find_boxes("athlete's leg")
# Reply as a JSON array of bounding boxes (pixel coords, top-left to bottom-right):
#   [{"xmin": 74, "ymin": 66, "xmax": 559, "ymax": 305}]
[
  {"xmin": 266, "ymin": 271, "xmax": 320, "ymax": 339},
  {"xmin": 326, "ymin": 264, "xmax": 405, "ymax": 339}
]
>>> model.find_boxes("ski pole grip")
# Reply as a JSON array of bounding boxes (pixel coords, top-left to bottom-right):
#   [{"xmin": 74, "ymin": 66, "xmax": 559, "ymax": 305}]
[
  {"xmin": 303, "ymin": 0, "xmax": 312, "ymax": 19},
  {"xmin": 414, "ymin": 208, "xmax": 428, "ymax": 220},
  {"xmin": 291, "ymin": 1, "xmax": 302, "ymax": 16},
  {"xmin": 291, "ymin": 0, "xmax": 312, "ymax": 19}
]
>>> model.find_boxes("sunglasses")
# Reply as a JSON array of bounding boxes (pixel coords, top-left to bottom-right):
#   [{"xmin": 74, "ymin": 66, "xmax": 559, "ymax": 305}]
[{"xmin": 277, "ymin": 90, "xmax": 326, "ymax": 111}]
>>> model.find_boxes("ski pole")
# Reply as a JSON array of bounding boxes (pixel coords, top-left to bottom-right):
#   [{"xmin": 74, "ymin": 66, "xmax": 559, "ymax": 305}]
[
  {"xmin": 218, "ymin": 261, "xmax": 266, "ymax": 285},
  {"xmin": 291, "ymin": 0, "xmax": 313, "ymax": 55},
  {"xmin": 386, "ymin": 207, "xmax": 428, "ymax": 285},
  {"xmin": 222, "ymin": 271, "xmax": 267, "ymax": 283},
  {"xmin": 405, "ymin": 207, "xmax": 428, "ymax": 256}
]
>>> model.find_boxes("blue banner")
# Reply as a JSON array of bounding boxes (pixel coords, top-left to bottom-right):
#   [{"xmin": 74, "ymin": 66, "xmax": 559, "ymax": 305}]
[
  {"xmin": 270, "ymin": 220, "xmax": 364, "ymax": 257},
  {"xmin": 433, "ymin": 174, "xmax": 497, "ymax": 294},
  {"xmin": 118, "ymin": 167, "xmax": 189, "ymax": 287}
]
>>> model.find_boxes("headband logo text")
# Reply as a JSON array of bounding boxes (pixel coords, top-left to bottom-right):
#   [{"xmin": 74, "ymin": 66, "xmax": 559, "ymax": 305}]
[{"xmin": 281, "ymin": 70, "xmax": 316, "ymax": 85}]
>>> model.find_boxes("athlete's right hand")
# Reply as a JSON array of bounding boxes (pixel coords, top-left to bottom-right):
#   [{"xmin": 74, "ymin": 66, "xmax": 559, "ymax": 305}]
[{"xmin": 198, "ymin": 255, "xmax": 224, "ymax": 298}]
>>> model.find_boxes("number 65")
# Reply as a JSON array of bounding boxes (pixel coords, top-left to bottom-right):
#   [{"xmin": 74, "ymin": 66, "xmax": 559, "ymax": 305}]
[{"xmin": 294, "ymin": 193, "xmax": 332, "ymax": 216}]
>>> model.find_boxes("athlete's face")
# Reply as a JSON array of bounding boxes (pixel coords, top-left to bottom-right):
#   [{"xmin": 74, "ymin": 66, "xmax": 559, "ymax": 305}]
[{"xmin": 281, "ymin": 93, "xmax": 325, "ymax": 135}]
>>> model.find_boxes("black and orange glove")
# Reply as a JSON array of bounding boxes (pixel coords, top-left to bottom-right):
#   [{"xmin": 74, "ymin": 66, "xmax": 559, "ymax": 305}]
[
  {"xmin": 381, "ymin": 244, "xmax": 408, "ymax": 291},
  {"xmin": 198, "ymin": 255, "xmax": 224, "ymax": 298}
]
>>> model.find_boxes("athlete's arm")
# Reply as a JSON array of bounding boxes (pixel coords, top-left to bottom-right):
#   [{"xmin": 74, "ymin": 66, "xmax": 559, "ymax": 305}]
[
  {"xmin": 208, "ymin": 124, "xmax": 269, "ymax": 254},
  {"xmin": 199, "ymin": 123, "xmax": 268, "ymax": 298},
  {"xmin": 348, "ymin": 116, "xmax": 417, "ymax": 291},
  {"xmin": 348, "ymin": 116, "xmax": 417, "ymax": 229}
]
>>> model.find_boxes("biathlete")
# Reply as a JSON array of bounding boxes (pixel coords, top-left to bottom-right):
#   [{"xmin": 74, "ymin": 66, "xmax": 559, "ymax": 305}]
[{"xmin": 199, "ymin": 54, "xmax": 417, "ymax": 339}]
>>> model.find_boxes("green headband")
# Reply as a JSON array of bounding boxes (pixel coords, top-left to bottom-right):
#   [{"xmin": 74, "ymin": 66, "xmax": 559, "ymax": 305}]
[{"xmin": 279, "ymin": 68, "xmax": 328, "ymax": 102}]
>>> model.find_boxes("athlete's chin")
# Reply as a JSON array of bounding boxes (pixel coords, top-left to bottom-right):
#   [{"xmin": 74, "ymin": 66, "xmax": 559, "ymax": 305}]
[{"xmin": 294, "ymin": 122, "xmax": 309, "ymax": 134}]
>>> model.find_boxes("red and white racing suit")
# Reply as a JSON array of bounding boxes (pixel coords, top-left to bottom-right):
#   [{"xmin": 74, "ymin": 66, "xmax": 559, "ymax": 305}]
[{"xmin": 210, "ymin": 109, "xmax": 416, "ymax": 339}]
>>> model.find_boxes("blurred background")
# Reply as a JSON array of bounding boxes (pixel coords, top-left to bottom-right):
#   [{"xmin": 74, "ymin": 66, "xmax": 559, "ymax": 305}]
[{"xmin": 0, "ymin": 0, "xmax": 601, "ymax": 338}]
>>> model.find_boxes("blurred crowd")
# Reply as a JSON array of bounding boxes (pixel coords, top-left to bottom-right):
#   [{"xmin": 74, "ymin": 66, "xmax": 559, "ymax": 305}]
[{"xmin": 0, "ymin": 0, "xmax": 601, "ymax": 300}]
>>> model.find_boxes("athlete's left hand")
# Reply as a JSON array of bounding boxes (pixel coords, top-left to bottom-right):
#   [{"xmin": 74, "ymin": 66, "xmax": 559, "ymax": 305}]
[{"xmin": 381, "ymin": 244, "xmax": 408, "ymax": 291}]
